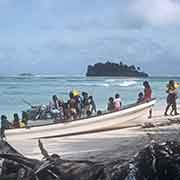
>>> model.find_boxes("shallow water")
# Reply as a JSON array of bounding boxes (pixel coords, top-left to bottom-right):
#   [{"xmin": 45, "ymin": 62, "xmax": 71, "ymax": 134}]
[{"xmin": 0, "ymin": 75, "xmax": 179, "ymax": 119}]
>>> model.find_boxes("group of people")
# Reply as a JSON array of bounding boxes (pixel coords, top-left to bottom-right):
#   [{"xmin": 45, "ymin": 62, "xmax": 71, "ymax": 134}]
[
  {"xmin": 0, "ymin": 81, "xmax": 153, "ymax": 137},
  {"xmin": 48, "ymin": 91, "xmax": 96, "ymax": 121},
  {"xmin": 49, "ymin": 81, "xmax": 153, "ymax": 121},
  {"xmin": 107, "ymin": 81, "xmax": 152, "ymax": 117},
  {"xmin": 107, "ymin": 94, "xmax": 122, "ymax": 112},
  {"xmin": 137, "ymin": 81, "xmax": 152, "ymax": 104},
  {"xmin": 1, "ymin": 112, "xmax": 28, "ymax": 129},
  {"xmin": 38, "ymin": 81, "xmax": 153, "ymax": 121},
  {"xmin": 0, "ymin": 91, "xmax": 97, "ymax": 138},
  {"xmin": 0, "ymin": 112, "xmax": 28, "ymax": 139}
]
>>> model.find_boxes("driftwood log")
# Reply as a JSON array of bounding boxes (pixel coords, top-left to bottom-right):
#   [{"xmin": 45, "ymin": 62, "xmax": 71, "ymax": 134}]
[
  {"xmin": 1, "ymin": 140, "xmax": 180, "ymax": 180},
  {"xmin": 0, "ymin": 140, "xmax": 128, "ymax": 180}
]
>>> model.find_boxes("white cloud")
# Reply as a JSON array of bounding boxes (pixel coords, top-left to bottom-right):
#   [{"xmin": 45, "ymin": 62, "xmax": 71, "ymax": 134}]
[
  {"xmin": 0, "ymin": 0, "xmax": 179, "ymax": 75},
  {"xmin": 130, "ymin": 0, "xmax": 180, "ymax": 25}
]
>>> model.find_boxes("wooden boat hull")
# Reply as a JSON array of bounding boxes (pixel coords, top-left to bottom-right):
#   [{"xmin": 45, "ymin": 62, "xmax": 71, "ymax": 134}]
[{"xmin": 6, "ymin": 99, "xmax": 156, "ymax": 141}]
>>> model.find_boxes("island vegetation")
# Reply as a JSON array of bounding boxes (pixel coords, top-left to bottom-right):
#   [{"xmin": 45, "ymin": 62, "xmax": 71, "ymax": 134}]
[{"xmin": 86, "ymin": 61, "xmax": 148, "ymax": 77}]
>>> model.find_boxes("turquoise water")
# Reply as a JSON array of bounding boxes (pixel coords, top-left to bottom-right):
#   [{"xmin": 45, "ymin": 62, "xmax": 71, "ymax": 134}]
[{"xmin": 0, "ymin": 75, "xmax": 179, "ymax": 119}]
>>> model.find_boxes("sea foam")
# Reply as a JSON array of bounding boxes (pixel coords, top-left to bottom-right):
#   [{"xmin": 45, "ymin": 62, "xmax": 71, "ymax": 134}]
[{"xmin": 119, "ymin": 81, "xmax": 137, "ymax": 87}]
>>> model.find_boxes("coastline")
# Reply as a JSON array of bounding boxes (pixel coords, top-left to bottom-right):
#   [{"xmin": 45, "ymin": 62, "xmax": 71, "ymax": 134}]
[
  {"xmin": 0, "ymin": 75, "xmax": 177, "ymax": 119},
  {"xmin": 1, "ymin": 75, "xmax": 180, "ymax": 164}
]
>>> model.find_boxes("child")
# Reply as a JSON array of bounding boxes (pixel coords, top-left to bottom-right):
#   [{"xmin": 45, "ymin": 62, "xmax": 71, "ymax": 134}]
[
  {"xmin": 137, "ymin": 92, "xmax": 144, "ymax": 104},
  {"xmin": 107, "ymin": 97, "xmax": 115, "ymax": 112},
  {"xmin": 114, "ymin": 94, "xmax": 122, "ymax": 111}
]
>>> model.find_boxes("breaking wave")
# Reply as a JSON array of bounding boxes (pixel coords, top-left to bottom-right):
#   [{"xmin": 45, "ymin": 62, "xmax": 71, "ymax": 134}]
[
  {"xmin": 118, "ymin": 81, "xmax": 137, "ymax": 87},
  {"xmin": 105, "ymin": 79, "xmax": 116, "ymax": 83},
  {"xmin": 76, "ymin": 83, "xmax": 110, "ymax": 87},
  {"xmin": 105, "ymin": 79, "xmax": 138, "ymax": 87}
]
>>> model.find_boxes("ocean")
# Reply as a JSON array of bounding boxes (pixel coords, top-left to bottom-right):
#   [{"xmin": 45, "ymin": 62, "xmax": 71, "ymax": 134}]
[{"xmin": 0, "ymin": 75, "xmax": 178, "ymax": 120}]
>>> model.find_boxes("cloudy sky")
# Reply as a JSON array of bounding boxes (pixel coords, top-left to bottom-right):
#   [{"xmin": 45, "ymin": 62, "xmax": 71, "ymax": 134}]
[{"xmin": 0, "ymin": 0, "xmax": 180, "ymax": 75}]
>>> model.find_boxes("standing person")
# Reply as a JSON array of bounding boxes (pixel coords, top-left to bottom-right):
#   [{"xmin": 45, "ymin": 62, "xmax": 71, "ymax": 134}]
[
  {"xmin": 164, "ymin": 80, "xmax": 179, "ymax": 116},
  {"xmin": 68, "ymin": 92, "xmax": 77, "ymax": 120},
  {"xmin": 143, "ymin": 81, "xmax": 152, "ymax": 101},
  {"xmin": 81, "ymin": 92, "xmax": 89, "ymax": 116},
  {"xmin": 143, "ymin": 81, "xmax": 152, "ymax": 118},
  {"xmin": 88, "ymin": 96, "xmax": 96, "ymax": 115},
  {"xmin": 52, "ymin": 95, "xmax": 60, "ymax": 110},
  {"xmin": 58, "ymin": 99, "xmax": 65, "ymax": 121},
  {"xmin": 64, "ymin": 102, "xmax": 71, "ymax": 120},
  {"xmin": 72, "ymin": 90, "xmax": 82, "ymax": 118},
  {"xmin": 170, "ymin": 82, "xmax": 179, "ymax": 116},
  {"xmin": 107, "ymin": 97, "xmax": 115, "ymax": 112},
  {"xmin": 0, "ymin": 115, "xmax": 7, "ymax": 140},
  {"xmin": 50, "ymin": 95, "xmax": 60, "ymax": 120},
  {"xmin": 114, "ymin": 94, "xmax": 122, "ymax": 111},
  {"xmin": 13, "ymin": 113, "xmax": 20, "ymax": 128},
  {"xmin": 74, "ymin": 95, "xmax": 82, "ymax": 118}
]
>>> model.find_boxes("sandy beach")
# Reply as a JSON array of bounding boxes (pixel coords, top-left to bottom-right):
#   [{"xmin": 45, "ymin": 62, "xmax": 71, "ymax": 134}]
[{"xmin": 6, "ymin": 104, "xmax": 180, "ymax": 165}]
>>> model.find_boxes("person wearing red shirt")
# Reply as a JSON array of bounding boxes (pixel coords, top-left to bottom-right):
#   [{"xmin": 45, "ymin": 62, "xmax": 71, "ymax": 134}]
[
  {"xmin": 143, "ymin": 81, "xmax": 152, "ymax": 101},
  {"xmin": 143, "ymin": 81, "xmax": 152, "ymax": 118}
]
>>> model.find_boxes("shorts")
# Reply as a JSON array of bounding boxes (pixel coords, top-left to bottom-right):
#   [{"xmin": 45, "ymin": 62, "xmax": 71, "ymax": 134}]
[{"xmin": 167, "ymin": 93, "xmax": 176, "ymax": 104}]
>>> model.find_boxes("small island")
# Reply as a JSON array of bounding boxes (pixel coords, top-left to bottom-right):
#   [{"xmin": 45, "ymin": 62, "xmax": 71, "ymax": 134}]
[
  {"xmin": 86, "ymin": 61, "xmax": 148, "ymax": 77},
  {"xmin": 19, "ymin": 73, "xmax": 35, "ymax": 77}
]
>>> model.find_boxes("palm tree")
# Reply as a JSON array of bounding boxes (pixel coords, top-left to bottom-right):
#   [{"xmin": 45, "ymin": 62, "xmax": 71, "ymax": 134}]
[
  {"xmin": 119, "ymin": 62, "xmax": 123, "ymax": 67},
  {"xmin": 129, "ymin": 65, "xmax": 136, "ymax": 71}
]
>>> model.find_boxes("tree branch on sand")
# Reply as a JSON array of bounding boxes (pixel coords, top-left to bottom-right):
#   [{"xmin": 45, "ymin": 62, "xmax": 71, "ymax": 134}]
[
  {"xmin": 38, "ymin": 139, "xmax": 50, "ymax": 159},
  {"xmin": 1, "ymin": 140, "xmax": 180, "ymax": 179}
]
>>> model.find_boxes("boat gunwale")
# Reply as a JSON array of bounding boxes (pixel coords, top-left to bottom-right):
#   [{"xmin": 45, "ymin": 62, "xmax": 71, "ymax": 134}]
[
  {"xmin": 29, "ymin": 98, "xmax": 156, "ymax": 125},
  {"xmin": 6, "ymin": 98, "xmax": 156, "ymax": 134}
]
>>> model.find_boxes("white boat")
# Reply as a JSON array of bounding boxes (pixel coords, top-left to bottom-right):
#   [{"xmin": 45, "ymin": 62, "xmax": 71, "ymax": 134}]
[{"xmin": 6, "ymin": 99, "xmax": 156, "ymax": 141}]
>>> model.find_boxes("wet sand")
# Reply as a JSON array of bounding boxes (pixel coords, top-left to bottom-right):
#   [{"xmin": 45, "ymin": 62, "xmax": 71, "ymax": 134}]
[{"xmin": 7, "ymin": 106, "xmax": 180, "ymax": 163}]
